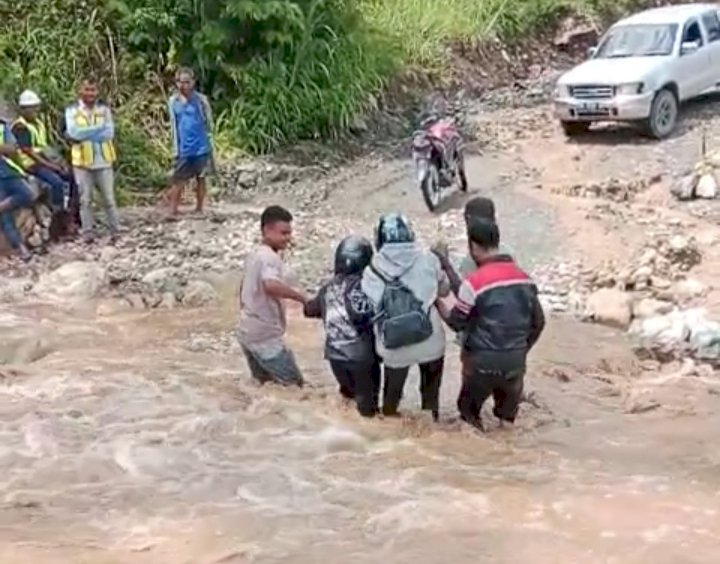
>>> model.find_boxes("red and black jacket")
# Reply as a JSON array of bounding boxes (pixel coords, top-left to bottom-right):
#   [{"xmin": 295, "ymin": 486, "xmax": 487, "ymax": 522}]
[{"xmin": 447, "ymin": 255, "xmax": 545, "ymax": 372}]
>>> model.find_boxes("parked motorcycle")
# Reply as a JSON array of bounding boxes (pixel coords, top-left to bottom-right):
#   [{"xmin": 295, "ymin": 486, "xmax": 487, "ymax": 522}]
[{"xmin": 411, "ymin": 118, "xmax": 468, "ymax": 212}]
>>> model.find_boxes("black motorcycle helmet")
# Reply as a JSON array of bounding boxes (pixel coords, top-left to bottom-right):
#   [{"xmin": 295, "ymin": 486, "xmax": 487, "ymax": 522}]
[
  {"xmin": 334, "ymin": 235, "xmax": 373, "ymax": 276},
  {"xmin": 375, "ymin": 212, "xmax": 415, "ymax": 250}
]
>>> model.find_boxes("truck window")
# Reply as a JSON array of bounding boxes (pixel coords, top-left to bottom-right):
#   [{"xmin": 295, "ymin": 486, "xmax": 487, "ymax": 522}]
[
  {"xmin": 701, "ymin": 11, "xmax": 720, "ymax": 42},
  {"xmin": 683, "ymin": 20, "xmax": 703, "ymax": 45}
]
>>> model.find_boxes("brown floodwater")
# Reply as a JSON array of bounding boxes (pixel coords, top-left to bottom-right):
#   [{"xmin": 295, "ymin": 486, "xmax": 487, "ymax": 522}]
[{"xmin": 0, "ymin": 299, "xmax": 719, "ymax": 564}]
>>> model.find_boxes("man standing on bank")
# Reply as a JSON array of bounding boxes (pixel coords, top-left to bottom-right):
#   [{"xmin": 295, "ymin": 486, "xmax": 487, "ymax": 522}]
[
  {"xmin": 164, "ymin": 67, "xmax": 214, "ymax": 218},
  {"xmin": 65, "ymin": 78, "xmax": 120, "ymax": 243}
]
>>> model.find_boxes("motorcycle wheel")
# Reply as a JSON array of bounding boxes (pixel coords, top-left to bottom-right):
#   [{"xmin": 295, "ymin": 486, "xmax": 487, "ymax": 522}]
[{"xmin": 421, "ymin": 163, "xmax": 442, "ymax": 212}]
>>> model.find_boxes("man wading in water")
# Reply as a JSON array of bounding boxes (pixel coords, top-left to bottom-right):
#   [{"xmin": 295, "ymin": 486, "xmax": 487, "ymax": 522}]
[
  {"xmin": 237, "ymin": 205, "xmax": 307, "ymax": 386},
  {"xmin": 436, "ymin": 219, "xmax": 545, "ymax": 431}
]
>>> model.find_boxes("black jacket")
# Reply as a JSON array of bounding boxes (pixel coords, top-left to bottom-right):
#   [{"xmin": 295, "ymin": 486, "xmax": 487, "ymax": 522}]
[
  {"xmin": 304, "ymin": 273, "xmax": 377, "ymax": 363},
  {"xmin": 447, "ymin": 255, "xmax": 545, "ymax": 372}
]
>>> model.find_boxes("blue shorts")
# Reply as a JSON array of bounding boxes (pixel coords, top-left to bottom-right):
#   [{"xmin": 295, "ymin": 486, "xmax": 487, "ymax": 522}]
[{"xmin": 171, "ymin": 154, "xmax": 211, "ymax": 183}]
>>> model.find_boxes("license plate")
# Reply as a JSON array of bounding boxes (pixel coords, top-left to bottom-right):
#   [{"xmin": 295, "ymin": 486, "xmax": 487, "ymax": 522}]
[{"xmin": 581, "ymin": 102, "xmax": 606, "ymax": 110}]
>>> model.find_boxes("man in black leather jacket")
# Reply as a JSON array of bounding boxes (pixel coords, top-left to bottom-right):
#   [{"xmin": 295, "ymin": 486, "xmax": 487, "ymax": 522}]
[{"xmin": 436, "ymin": 219, "xmax": 545, "ymax": 431}]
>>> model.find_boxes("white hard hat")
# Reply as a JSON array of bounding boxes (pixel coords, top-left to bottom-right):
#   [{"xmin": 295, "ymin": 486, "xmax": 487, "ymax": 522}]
[{"xmin": 18, "ymin": 90, "xmax": 41, "ymax": 107}]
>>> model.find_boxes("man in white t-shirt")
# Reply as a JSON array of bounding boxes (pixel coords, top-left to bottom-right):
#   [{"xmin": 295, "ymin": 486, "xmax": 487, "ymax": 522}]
[{"xmin": 237, "ymin": 205, "xmax": 308, "ymax": 386}]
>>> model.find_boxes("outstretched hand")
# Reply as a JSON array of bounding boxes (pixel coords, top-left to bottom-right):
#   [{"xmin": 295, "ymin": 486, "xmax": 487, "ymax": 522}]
[{"xmin": 431, "ymin": 240, "xmax": 450, "ymax": 262}]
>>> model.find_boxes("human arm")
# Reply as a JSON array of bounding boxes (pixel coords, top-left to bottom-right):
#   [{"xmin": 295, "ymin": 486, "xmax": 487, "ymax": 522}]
[
  {"xmin": 168, "ymin": 96, "xmax": 179, "ymax": 157},
  {"xmin": 432, "ymin": 241, "xmax": 463, "ymax": 296},
  {"xmin": 263, "ymin": 279, "xmax": 307, "ymax": 304},
  {"xmin": 527, "ymin": 289, "xmax": 546, "ymax": 351},
  {"xmin": 96, "ymin": 106, "xmax": 114, "ymax": 141},
  {"xmin": 64, "ymin": 106, "xmax": 106, "ymax": 142},
  {"xmin": 259, "ymin": 253, "xmax": 307, "ymax": 304},
  {"xmin": 0, "ymin": 144, "xmax": 18, "ymax": 157},
  {"xmin": 436, "ymin": 280, "xmax": 475, "ymax": 332},
  {"xmin": 11, "ymin": 123, "xmax": 62, "ymax": 170}
]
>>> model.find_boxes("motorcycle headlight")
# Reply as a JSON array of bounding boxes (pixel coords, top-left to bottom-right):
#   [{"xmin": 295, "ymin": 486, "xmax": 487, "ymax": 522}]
[{"xmin": 616, "ymin": 82, "xmax": 645, "ymax": 96}]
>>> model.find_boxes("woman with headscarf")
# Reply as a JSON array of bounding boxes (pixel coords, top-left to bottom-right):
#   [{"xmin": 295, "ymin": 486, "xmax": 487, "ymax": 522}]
[{"xmin": 361, "ymin": 213, "xmax": 450, "ymax": 421}]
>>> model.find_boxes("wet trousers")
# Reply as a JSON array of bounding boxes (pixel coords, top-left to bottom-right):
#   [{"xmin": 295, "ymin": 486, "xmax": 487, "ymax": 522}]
[
  {"xmin": 458, "ymin": 357, "xmax": 525, "ymax": 430},
  {"xmin": 329, "ymin": 357, "xmax": 381, "ymax": 417},
  {"xmin": 383, "ymin": 357, "xmax": 444, "ymax": 418}
]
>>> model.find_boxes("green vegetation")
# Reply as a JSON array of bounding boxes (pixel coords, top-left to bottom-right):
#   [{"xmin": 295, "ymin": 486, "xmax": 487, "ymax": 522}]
[{"xmin": 0, "ymin": 0, "xmax": 629, "ymax": 193}]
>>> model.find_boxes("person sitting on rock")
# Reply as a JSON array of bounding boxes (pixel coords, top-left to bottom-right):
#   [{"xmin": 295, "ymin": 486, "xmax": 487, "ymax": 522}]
[
  {"xmin": 12, "ymin": 90, "xmax": 71, "ymax": 234},
  {"xmin": 0, "ymin": 120, "xmax": 35, "ymax": 261},
  {"xmin": 237, "ymin": 205, "xmax": 307, "ymax": 386},
  {"xmin": 304, "ymin": 235, "xmax": 380, "ymax": 417},
  {"xmin": 435, "ymin": 218, "xmax": 545, "ymax": 432}
]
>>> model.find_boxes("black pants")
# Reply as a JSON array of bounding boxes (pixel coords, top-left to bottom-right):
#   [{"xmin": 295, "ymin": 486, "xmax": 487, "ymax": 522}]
[
  {"xmin": 457, "ymin": 362, "xmax": 525, "ymax": 430},
  {"xmin": 329, "ymin": 358, "xmax": 381, "ymax": 417},
  {"xmin": 383, "ymin": 357, "xmax": 444, "ymax": 418}
]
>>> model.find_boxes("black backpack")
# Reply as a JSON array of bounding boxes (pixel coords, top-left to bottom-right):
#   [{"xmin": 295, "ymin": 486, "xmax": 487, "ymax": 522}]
[{"xmin": 370, "ymin": 265, "xmax": 433, "ymax": 350}]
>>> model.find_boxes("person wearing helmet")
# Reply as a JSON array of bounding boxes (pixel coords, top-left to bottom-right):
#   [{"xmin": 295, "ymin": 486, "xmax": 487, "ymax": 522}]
[
  {"xmin": 361, "ymin": 213, "xmax": 450, "ymax": 421},
  {"xmin": 11, "ymin": 90, "xmax": 68, "ymax": 216},
  {"xmin": 304, "ymin": 235, "xmax": 380, "ymax": 417}
]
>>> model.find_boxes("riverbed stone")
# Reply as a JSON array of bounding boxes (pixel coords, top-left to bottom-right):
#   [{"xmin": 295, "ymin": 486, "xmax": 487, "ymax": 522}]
[
  {"xmin": 182, "ymin": 280, "xmax": 220, "ymax": 308},
  {"xmin": 584, "ymin": 288, "xmax": 633, "ymax": 329},
  {"xmin": 34, "ymin": 261, "xmax": 108, "ymax": 301}
]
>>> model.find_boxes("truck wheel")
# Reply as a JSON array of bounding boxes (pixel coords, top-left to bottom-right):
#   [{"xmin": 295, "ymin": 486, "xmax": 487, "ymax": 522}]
[
  {"xmin": 561, "ymin": 121, "xmax": 590, "ymax": 137},
  {"xmin": 644, "ymin": 88, "xmax": 678, "ymax": 139}
]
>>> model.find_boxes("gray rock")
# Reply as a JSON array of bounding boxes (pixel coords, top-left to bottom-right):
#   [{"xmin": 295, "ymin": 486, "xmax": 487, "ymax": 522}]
[
  {"xmin": 670, "ymin": 173, "xmax": 697, "ymax": 200},
  {"xmin": 672, "ymin": 278, "xmax": 706, "ymax": 302},
  {"xmin": 695, "ymin": 173, "xmax": 718, "ymax": 199},
  {"xmin": 633, "ymin": 298, "xmax": 673, "ymax": 319},
  {"xmin": 584, "ymin": 288, "xmax": 633, "ymax": 329},
  {"xmin": 142, "ymin": 267, "xmax": 182, "ymax": 294},
  {"xmin": 158, "ymin": 292, "xmax": 177, "ymax": 309},
  {"xmin": 34, "ymin": 262, "xmax": 108, "ymax": 301},
  {"xmin": 96, "ymin": 298, "xmax": 133, "ymax": 316},
  {"xmin": 182, "ymin": 280, "xmax": 219, "ymax": 308}
]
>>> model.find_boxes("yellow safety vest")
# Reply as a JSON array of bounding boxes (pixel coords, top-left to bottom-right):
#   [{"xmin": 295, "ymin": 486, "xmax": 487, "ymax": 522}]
[
  {"xmin": 69, "ymin": 104, "xmax": 117, "ymax": 168},
  {"xmin": 11, "ymin": 116, "xmax": 48, "ymax": 170},
  {"xmin": 0, "ymin": 123, "xmax": 27, "ymax": 177}
]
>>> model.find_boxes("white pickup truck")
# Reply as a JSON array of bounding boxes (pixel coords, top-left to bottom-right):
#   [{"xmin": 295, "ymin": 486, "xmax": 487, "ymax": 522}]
[{"xmin": 554, "ymin": 4, "xmax": 720, "ymax": 139}]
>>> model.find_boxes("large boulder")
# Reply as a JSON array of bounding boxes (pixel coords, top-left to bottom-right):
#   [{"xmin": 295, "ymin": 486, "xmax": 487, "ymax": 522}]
[
  {"xmin": 34, "ymin": 261, "xmax": 108, "ymax": 301},
  {"xmin": 584, "ymin": 288, "xmax": 633, "ymax": 329}
]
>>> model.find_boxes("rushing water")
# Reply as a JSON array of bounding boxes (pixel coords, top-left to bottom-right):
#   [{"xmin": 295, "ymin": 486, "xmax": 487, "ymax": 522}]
[{"xmin": 0, "ymin": 300, "xmax": 719, "ymax": 564}]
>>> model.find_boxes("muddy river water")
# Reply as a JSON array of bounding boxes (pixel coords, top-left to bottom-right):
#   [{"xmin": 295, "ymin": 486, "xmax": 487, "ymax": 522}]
[
  {"xmin": 1, "ymin": 298, "xmax": 719, "ymax": 564},
  {"xmin": 2, "ymin": 147, "xmax": 720, "ymax": 562}
]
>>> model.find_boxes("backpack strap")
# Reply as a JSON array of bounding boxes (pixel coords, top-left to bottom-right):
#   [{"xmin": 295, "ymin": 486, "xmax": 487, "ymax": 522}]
[{"xmin": 369, "ymin": 263, "xmax": 392, "ymax": 283}]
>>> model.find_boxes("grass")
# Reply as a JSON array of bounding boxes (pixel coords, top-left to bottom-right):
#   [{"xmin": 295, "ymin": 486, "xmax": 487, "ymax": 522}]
[
  {"xmin": 361, "ymin": 0, "xmax": 579, "ymax": 70},
  {"xmin": 0, "ymin": 0, "xmax": 635, "ymax": 194}
]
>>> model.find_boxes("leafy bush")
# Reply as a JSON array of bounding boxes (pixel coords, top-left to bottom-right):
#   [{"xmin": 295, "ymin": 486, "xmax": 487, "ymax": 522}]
[{"xmin": 0, "ymin": 0, "xmax": 627, "ymax": 195}]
